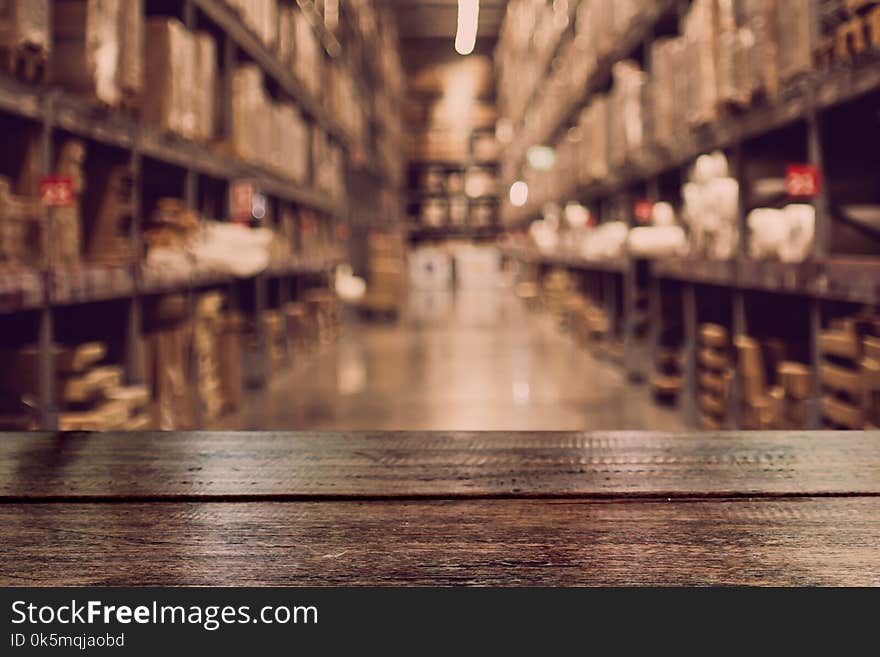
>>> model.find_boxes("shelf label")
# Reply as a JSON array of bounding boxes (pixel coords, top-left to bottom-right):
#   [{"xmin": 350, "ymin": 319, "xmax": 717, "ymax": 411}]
[
  {"xmin": 40, "ymin": 177, "xmax": 75, "ymax": 207},
  {"xmin": 229, "ymin": 180, "xmax": 257, "ymax": 221},
  {"xmin": 634, "ymin": 200, "xmax": 654, "ymax": 224},
  {"xmin": 786, "ymin": 164, "xmax": 821, "ymax": 198}
]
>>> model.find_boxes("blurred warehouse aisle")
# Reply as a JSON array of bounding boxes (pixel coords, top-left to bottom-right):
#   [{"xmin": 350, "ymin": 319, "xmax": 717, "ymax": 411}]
[{"xmin": 220, "ymin": 289, "xmax": 685, "ymax": 432}]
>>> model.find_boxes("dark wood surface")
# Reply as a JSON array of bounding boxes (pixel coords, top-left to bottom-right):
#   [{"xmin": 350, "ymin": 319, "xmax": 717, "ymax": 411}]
[
  {"xmin": 2, "ymin": 431, "xmax": 879, "ymax": 499},
  {"xmin": 1, "ymin": 431, "xmax": 878, "ymax": 585},
  {"xmin": 2, "ymin": 498, "xmax": 879, "ymax": 586}
]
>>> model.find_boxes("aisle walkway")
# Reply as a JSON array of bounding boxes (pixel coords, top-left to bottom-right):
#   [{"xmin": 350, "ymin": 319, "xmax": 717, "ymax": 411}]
[{"xmin": 229, "ymin": 289, "xmax": 685, "ymax": 431}]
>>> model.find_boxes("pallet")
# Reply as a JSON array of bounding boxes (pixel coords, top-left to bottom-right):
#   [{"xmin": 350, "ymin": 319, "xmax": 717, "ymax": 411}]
[{"xmin": 822, "ymin": 394, "xmax": 864, "ymax": 430}]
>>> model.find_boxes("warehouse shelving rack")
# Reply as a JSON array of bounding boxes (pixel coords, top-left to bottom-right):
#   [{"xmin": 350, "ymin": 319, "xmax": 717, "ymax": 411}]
[
  {"xmin": 498, "ymin": 0, "xmax": 880, "ymax": 430},
  {"xmin": 0, "ymin": 0, "xmax": 402, "ymax": 430},
  {"xmin": 406, "ymin": 155, "xmax": 503, "ymax": 243}
]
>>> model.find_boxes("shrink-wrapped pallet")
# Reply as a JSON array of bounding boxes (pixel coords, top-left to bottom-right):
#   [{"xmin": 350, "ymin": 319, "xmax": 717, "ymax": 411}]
[
  {"xmin": 194, "ymin": 32, "xmax": 217, "ymax": 143},
  {"xmin": 0, "ymin": 0, "xmax": 50, "ymax": 78},
  {"xmin": 143, "ymin": 19, "xmax": 197, "ymax": 138}
]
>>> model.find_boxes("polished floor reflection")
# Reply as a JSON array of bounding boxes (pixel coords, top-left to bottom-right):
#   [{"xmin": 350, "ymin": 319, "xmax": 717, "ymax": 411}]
[{"xmin": 227, "ymin": 289, "xmax": 686, "ymax": 431}]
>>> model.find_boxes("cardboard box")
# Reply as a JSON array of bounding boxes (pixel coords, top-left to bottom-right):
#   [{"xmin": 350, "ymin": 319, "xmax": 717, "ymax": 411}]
[{"xmin": 143, "ymin": 18, "xmax": 196, "ymax": 138}]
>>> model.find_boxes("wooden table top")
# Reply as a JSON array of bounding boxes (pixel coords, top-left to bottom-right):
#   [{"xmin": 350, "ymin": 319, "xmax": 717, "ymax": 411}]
[
  {"xmin": 1, "ymin": 431, "xmax": 878, "ymax": 586},
  {"xmin": 2, "ymin": 431, "xmax": 879, "ymax": 499}
]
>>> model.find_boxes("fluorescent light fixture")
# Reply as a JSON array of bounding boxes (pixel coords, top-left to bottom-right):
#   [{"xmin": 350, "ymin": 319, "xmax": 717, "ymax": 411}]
[
  {"xmin": 527, "ymin": 145, "xmax": 556, "ymax": 171},
  {"xmin": 455, "ymin": 0, "xmax": 479, "ymax": 55},
  {"xmin": 509, "ymin": 181, "xmax": 528, "ymax": 207}
]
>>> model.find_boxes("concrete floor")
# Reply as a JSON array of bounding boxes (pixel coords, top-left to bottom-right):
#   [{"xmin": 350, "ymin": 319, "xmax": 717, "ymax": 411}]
[{"xmin": 225, "ymin": 288, "xmax": 686, "ymax": 432}]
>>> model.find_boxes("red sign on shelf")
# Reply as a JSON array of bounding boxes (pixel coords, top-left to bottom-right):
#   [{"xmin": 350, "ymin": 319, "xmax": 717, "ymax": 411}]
[
  {"xmin": 40, "ymin": 177, "xmax": 75, "ymax": 207},
  {"xmin": 230, "ymin": 180, "xmax": 256, "ymax": 220},
  {"xmin": 634, "ymin": 200, "xmax": 654, "ymax": 224},
  {"xmin": 786, "ymin": 164, "xmax": 821, "ymax": 198}
]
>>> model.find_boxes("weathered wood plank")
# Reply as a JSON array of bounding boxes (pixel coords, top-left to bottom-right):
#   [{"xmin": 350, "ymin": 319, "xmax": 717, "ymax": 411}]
[
  {"xmin": 1, "ymin": 431, "xmax": 878, "ymax": 499},
  {"xmin": 1, "ymin": 498, "xmax": 878, "ymax": 586}
]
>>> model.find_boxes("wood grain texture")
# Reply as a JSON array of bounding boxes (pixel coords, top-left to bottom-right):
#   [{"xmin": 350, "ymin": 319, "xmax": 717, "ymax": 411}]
[
  {"xmin": 1, "ymin": 498, "xmax": 879, "ymax": 586},
  {"xmin": 1, "ymin": 431, "xmax": 879, "ymax": 499}
]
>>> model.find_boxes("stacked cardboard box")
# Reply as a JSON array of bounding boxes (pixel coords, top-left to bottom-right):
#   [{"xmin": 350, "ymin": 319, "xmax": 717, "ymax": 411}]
[
  {"xmin": 820, "ymin": 316, "xmax": 880, "ymax": 429},
  {"xmin": 52, "ymin": 0, "xmax": 144, "ymax": 108},
  {"xmin": 142, "ymin": 293, "xmax": 196, "ymax": 430},
  {"xmin": 771, "ymin": 361, "xmax": 812, "ymax": 428},
  {"xmin": 0, "ymin": 341, "xmax": 148, "ymax": 430},
  {"xmin": 734, "ymin": 335, "xmax": 789, "ymax": 428},
  {"xmin": 262, "ymin": 309, "xmax": 286, "ymax": 380},
  {"xmin": 283, "ymin": 301, "xmax": 311, "ymax": 361},
  {"xmin": 864, "ymin": 336, "xmax": 880, "ymax": 429},
  {"xmin": 227, "ymin": 0, "xmax": 278, "ymax": 49},
  {"xmin": 698, "ymin": 323, "xmax": 733, "ymax": 429},
  {"xmin": 195, "ymin": 292, "xmax": 224, "ymax": 423},
  {"xmin": 0, "ymin": 0, "xmax": 50, "ymax": 81},
  {"xmin": 232, "ymin": 64, "xmax": 309, "ymax": 182},
  {"xmin": 0, "ymin": 176, "xmax": 43, "ymax": 269},
  {"xmin": 652, "ymin": 349, "xmax": 683, "ymax": 404},
  {"xmin": 143, "ymin": 18, "xmax": 215, "ymax": 141},
  {"xmin": 48, "ymin": 139, "xmax": 86, "ymax": 270},
  {"xmin": 82, "ymin": 163, "xmax": 135, "ymax": 265},
  {"xmin": 608, "ymin": 60, "xmax": 646, "ymax": 167},
  {"xmin": 359, "ymin": 232, "xmax": 407, "ymax": 317},
  {"xmin": 143, "ymin": 198, "xmax": 199, "ymax": 253},
  {"xmin": 0, "ymin": 138, "xmax": 86, "ymax": 271},
  {"xmin": 312, "ymin": 129, "xmax": 345, "ymax": 200},
  {"xmin": 292, "ymin": 7, "xmax": 322, "ymax": 99},
  {"xmin": 218, "ymin": 312, "xmax": 244, "ymax": 414}
]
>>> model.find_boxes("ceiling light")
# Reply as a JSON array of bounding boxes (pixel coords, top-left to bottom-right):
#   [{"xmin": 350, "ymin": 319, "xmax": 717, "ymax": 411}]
[
  {"xmin": 455, "ymin": 0, "xmax": 479, "ymax": 55},
  {"xmin": 510, "ymin": 181, "xmax": 528, "ymax": 207}
]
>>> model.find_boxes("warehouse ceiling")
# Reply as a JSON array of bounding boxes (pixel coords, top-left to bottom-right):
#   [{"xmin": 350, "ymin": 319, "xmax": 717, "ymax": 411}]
[{"xmin": 387, "ymin": 0, "xmax": 507, "ymax": 39}]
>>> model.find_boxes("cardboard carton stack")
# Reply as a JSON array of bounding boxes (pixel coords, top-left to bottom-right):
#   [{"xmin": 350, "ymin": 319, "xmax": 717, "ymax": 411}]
[
  {"xmin": 218, "ymin": 312, "xmax": 244, "ymax": 414},
  {"xmin": 143, "ymin": 18, "xmax": 215, "ymax": 141},
  {"xmin": 195, "ymin": 292, "xmax": 224, "ymax": 423},
  {"xmin": 0, "ymin": 177, "xmax": 42, "ymax": 269},
  {"xmin": 52, "ymin": 0, "xmax": 144, "ymax": 109},
  {"xmin": 651, "ymin": 349, "xmax": 683, "ymax": 404},
  {"xmin": 262, "ymin": 309, "xmax": 286, "ymax": 380},
  {"xmin": 734, "ymin": 335, "xmax": 787, "ymax": 429},
  {"xmin": 820, "ymin": 316, "xmax": 880, "ymax": 429},
  {"xmin": 0, "ymin": 0, "xmax": 50, "ymax": 81},
  {"xmin": 864, "ymin": 336, "xmax": 880, "ymax": 429},
  {"xmin": 0, "ymin": 341, "xmax": 149, "ymax": 430},
  {"xmin": 359, "ymin": 232, "xmax": 407, "ymax": 317},
  {"xmin": 141, "ymin": 293, "xmax": 196, "ymax": 430},
  {"xmin": 771, "ymin": 361, "xmax": 812, "ymax": 428},
  {"xmin": 227, "ymin": 0, "xmax": 278, "ymax": 49},
  {"xmin": 232, "ymin": 64, "xmax": 309, "ymax": 182},
  {"xmin": 698, "ymin": 323, "xmax": 733, "ymax": 429},
  {"xmin": 82, "ymin": 163, "xmax": 135, "ymax": 266}
]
